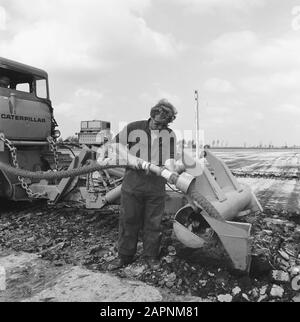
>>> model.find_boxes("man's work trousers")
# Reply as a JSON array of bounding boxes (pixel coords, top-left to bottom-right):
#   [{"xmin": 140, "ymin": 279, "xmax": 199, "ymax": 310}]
[{"xmin": 118, "ymin": 189, "xmax": 165, "ymax": 258}]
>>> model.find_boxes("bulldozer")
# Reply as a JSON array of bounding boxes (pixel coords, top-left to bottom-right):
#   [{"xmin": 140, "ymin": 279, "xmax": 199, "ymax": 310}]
[
  {"xmin": 0, "ymin": 57, "xmax": 71, "ymax": 200},
  {"xmin": 0, "ymin": 57, "xmax": 263, "ymax": 273}
]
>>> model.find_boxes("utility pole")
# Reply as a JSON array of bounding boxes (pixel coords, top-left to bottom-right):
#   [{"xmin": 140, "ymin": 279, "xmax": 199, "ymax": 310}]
[{"xmin": 194, "ymin": 90, "xmax": 200, "ymax": 159}]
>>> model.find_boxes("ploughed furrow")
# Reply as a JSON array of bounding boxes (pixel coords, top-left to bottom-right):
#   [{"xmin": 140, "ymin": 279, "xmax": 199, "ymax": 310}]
[
  {"xmin": 213, "ymin": 150, "xmax": 300, "ymax": 180},
  {"xmin": 237, "ymin": 177, "xmax": 300, "ymax": 213}
]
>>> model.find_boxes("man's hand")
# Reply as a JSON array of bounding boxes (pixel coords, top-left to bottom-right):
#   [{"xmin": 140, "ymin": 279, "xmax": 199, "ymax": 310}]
[
  {"xmin": 200, "ymin": 150, "xmax": 207, "ymax": 158},
  {"xmin": 164, "ymin": 159, "xmax": 176, "ymax": 172},
  {"xmin": 164, "ymin": 159, "xmax": 186, "ymax": 174}
]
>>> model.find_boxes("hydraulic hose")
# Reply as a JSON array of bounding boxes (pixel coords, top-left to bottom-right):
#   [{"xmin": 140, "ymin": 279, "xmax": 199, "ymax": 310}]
[
  {"xmin": 56, "ymin": 144, "xmax": 76, "ymax": 157},
  {"xmin": 0, "ymin": 160, "xmax": 130, "ymax": 180},
  {"xmin": 0, "ymin": 154, "xmax": 225, "ymax": 222}
]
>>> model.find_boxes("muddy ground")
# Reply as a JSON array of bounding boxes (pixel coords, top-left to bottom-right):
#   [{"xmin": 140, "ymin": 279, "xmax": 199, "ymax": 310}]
[{"xmin": 1, "ymin": 184, "xmax": 300, "ymax": 302}]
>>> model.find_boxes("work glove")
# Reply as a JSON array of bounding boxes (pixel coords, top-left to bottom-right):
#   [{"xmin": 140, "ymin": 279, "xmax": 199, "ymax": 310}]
[
  {"xmin": 164, "ymin": 159, "xmax": 186, "ymax": 174},
  {"xmin": 200, "ymin": 150, "xmax": 207, "ymax": 158}
]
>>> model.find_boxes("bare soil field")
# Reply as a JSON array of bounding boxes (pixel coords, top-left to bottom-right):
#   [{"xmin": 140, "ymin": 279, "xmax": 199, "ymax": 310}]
[
  {"xmin": 213, "ymin": 149, "xmax": 300, "ymax": 214},
  {"xmin": 214, "ymin": 149, "xmax": 300, "ymax": 179}
]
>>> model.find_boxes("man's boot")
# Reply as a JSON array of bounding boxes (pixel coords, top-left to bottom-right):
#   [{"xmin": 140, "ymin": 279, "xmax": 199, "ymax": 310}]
[{"xmin": 107, "ymin": 255, "xmax": 134, "ymax": 271}]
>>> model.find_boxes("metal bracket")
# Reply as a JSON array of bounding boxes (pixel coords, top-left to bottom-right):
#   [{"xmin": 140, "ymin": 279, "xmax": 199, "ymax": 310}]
[
  {"xmin": 201, "ymin": 210, "xmax": 252, "ymax": 272},
  {"xmin": 48, "ymin": 148, "xmax": 93, "ymax": 204},
  {"xmin": 86, "ymin": 191, "xmax": 106, "ymax": 209},
  {"xmin": 205, "ymin": 150, "xmax": 243, "ymax": 192}
]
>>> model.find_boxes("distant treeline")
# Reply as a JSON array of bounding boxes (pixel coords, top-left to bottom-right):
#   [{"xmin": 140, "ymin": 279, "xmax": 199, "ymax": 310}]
[{"xmin": 207, "ymin": 147, "xmax": 300, "ymax": 150}]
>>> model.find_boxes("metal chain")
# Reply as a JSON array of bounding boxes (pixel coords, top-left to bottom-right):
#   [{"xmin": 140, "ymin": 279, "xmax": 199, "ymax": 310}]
[
  {"xmin": 86, "ymin": 159, "xmax": 98, "ymax": 193},
  {"xmin": 47, "ymin": 136, "xmax": 59, "ymax": 171},
  {"xmin": 0, "ymin": 134, "xmax": 46, "ymax": 199}
]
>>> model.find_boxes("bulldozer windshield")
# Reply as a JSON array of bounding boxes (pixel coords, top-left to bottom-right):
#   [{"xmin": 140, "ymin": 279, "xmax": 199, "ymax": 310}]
[
  {"xmin": 0, "ymin": 67, "xmax": 49, "ymax": 100},
  {"xmin": 0, "ymin": 59, "xmax": 52, "ymax": 142}
]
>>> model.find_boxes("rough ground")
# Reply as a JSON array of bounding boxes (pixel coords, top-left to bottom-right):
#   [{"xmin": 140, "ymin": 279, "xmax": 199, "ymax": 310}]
[
  {"xmin": 0, "ymin": 190, "xmax": 300, "ymax": 302},
  {"xmin": 0, "ymin": 252, "xmax": 195, "ymax": 302}
]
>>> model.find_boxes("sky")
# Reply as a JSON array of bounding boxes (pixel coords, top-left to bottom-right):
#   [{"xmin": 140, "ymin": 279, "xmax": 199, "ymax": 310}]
[{"xmin": 1, "ymin": 0, "xmax": 300, "ymax": 147}]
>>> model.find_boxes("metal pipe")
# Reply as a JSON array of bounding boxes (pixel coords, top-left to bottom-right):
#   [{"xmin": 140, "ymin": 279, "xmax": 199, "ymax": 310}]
[
  {"xmin": 113, "ymin": 143, "xmax": 195, "ymax": 193},
  {"xmin": 104, "ymin": 185, "xmax": 122, "ymax": 204},
  {"xmin": 194, "ymin": 90, "xmax": 200, "ymax": 159},
  {"xmin": 106, "ymin": 168, "xmax": 125, "ymax": 178},
  {"xmin": 10, "ymin": 141, "xmax": 49, "ymax": 146}
]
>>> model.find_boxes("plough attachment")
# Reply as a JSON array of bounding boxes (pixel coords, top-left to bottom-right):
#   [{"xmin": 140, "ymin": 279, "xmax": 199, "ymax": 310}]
[{"xmin": 174, "ymin": 149, "xmax": 263, "ymax": 272}]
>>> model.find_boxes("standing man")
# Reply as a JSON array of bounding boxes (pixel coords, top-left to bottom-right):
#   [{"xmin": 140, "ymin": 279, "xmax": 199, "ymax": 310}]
[{"xmin": 109, "ymin": 99, "xmax": 178, "ymax": 270}]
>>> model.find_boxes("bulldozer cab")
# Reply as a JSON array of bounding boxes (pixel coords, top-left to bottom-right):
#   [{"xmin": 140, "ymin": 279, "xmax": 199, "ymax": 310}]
[{"xmin": 0, "ymin": 57, "xmax": 53, "ymax": 141}]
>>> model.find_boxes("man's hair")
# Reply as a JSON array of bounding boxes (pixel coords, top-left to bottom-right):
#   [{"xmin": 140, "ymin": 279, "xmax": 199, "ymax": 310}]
[
  {"xmin": 0, "ymin": 76, "xmax": 10, "ymax": 86},
  {"xmin": 150, "ymin": 99, "xmax": 177, "ymax": 123}
]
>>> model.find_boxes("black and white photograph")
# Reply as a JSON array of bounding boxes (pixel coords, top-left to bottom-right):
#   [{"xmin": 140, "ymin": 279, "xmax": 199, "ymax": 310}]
[{"xmin": 1, "ymin": 0, "xmax": 300, "ymax": 307}]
